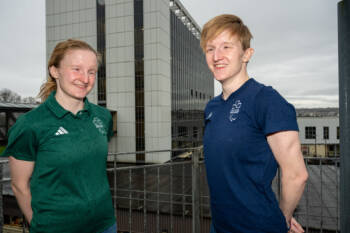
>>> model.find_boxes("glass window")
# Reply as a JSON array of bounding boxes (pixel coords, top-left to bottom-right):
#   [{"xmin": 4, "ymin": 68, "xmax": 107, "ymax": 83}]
[
  {"xmin": 193, "ymin": 127, "xmax": 198, "ymax": 138},
  {"xmin": 305, "ymin": 126, "xmax": 316, "ymax": 139},
  {"xmin": 323, "ymin": 126, "xmax": 329, "ymax": 139},
  {"xmin": 96, "ymin": 0, "xmax": 106, "ymax": 106},
  {"xmin": 134, "ymin": 0, "xmax": 144, "ymax": 161},
  {"xmin": 337, "ymin": 126, "xmax": 340, "ymax": 139}
]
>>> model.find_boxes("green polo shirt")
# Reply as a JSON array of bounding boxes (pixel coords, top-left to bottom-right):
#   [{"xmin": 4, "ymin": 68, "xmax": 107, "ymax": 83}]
[{"xmin": 2, "ymin": 92, "xmax": 116, "ymax": 233}]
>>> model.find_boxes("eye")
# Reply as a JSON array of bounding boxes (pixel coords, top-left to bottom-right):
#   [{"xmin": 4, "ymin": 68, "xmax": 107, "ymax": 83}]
[
  {"xmin": 206, "ymin": 48, "xmax": 214, "ymax": 53},
  {"xmin": 72, "ymin": 67, "xmax": 80, "ymax": 72},
  {"xmin": 89, "ymin": 70, "xmax": 97, "ymax": 76}
]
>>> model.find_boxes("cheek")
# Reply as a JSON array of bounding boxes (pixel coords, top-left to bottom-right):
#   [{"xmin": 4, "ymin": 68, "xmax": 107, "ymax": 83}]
[
  {"xmin": 60, "ymin": 71, "xmax": 74, "ymax": 81},
  {"xmin": 205, "ymin": 55, "xmax": 212, "ymax": 65},
  {"xmin": 89, "ymin": 76, "xmax": 96, "ymax": 86}
]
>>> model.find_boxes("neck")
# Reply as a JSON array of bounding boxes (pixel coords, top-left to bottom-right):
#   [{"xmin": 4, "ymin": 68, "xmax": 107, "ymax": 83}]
[
  {"xmin": 55, "ymin": 92, "xmax": 84, "ymax": 115},
  {"xmin": 221, "ymin": 73, "xmax": 249, "ymax": 100}
]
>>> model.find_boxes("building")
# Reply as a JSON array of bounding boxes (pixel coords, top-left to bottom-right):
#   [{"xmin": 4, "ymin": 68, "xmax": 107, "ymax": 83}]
[
  {"xmin": 297, "ymin": 109, "xmax": 339, "ymax": 157},
  {"xmin": 0, "ymin": 103, "xmax": 37, "ymax": 147},
  {"xmin": 46, "ymin": 0, "xmax": 213, "ymax": 163}
]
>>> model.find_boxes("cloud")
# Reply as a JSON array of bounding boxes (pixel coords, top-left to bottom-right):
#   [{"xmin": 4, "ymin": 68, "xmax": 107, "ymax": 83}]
[
  {"xmin": 0, "ymin": 0, "xmax": 339, "ymax": 108},
  {"xmin": 182, "ymin": 0, "xmax": 339, "ymax": 108},
  {"xmin": 0, "ymin": 0, "xmax": 46, "ymax": 98}
]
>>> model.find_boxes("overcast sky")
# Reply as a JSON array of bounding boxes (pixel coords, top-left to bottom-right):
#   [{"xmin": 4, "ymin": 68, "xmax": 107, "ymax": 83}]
[{"xmin": 0, "ymin": 0, "xmax": 340, "ymax": 108}]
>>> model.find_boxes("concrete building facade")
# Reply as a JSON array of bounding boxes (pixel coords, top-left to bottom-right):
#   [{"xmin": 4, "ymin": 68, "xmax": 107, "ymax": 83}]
[
  {"xmin": 297, "ymin": 116, "xmax": 339, "ymax": 157},
  {"xmin": 46, "ymin": 0, "xmax": 213, "ymax": 163}
]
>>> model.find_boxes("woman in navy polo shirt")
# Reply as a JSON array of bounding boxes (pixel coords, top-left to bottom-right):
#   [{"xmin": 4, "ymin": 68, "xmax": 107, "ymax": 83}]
[
  {"xmin": 3, "ymin": 39, "xmax": 116, "ymax": 233},
  {"xmin": 201, "ymin": 14, "xmax": 309, "ymax": 233}
]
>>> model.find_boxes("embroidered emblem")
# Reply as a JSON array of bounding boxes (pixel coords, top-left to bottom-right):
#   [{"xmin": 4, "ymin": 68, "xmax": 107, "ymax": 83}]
[
  {"xmin": 93, "ymin": 117, "xmax": 107, "ymax": 135},
  {"xmin": 206, "ymin": 112, "xmax": 213, "ymax": 120},
  {"xmin": 55, "ymin": 127, "xmax": 68, "ymax": 136},
  {"xmin": 229, "ymin": 100, "xmax": 242, "ymax": 122}
]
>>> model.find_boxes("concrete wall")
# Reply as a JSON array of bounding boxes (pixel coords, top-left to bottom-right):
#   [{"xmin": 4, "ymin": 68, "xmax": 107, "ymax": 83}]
[
  {"xmin": 297, "ymin": 117, "xmax": 339, "ymax": 144},
  {"xmin": 46, "ymin": 0, "xmax": 98, "ymax": 104},
  {"xmin": 105, "ymin": 0, "xmax": 136, "ymax": 162},
  {"xmin": 143, "ymin": 0, "xmax": 171, "ymax": 163}
]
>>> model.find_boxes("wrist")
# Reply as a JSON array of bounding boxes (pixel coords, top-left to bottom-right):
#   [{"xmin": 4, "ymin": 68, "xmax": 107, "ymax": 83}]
[{"xmin": 286, "ymin": 217, "xmax": 292, "ymax": 231}]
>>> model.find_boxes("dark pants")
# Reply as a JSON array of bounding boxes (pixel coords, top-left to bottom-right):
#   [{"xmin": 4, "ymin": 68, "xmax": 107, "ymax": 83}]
[{"xmin": 101, "ymin": 223, "xmax": 117, "ymax": 233}]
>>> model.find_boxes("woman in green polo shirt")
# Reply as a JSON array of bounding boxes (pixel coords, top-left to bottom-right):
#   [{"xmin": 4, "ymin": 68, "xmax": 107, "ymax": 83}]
[{"xmin": 3, "ymin": 39, "xmax": 117, "ymax": 233}]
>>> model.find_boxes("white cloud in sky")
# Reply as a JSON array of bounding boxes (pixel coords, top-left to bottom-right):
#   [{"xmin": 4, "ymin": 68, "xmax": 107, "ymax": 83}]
[{"xmin": 0, "ymin": 0, "xmax": 340, "ymax": 108}]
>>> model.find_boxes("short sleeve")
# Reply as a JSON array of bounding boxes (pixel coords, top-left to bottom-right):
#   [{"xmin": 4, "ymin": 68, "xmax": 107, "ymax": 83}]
[
  {"xmin": 1, "ymin": 116, "xmax": 37, "ymax": 161},
  {"xmin": 255, "ymin": 86, "xmax": 298, "ymax": 135}
]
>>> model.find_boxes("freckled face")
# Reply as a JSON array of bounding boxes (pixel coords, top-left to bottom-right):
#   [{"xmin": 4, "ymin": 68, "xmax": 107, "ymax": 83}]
[
  {"xmin": 50, "ymin": 49, "xmax": 97, "ymax": 102},
  {"xmin": 205, "ymin": 30, "xmax": 251, "ymax": 84}
]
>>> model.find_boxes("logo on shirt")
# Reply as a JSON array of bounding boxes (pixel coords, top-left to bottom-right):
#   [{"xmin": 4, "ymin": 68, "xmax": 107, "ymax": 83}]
[
  {"xmin": 206, "ymin": 112, "xmax": 213, "ymax": 120},
  {"xmin": 55, "ymin": 127, "xmax": 69, "ymax": 136},
  {"xmin": 229, "ymin": 100, "xmax": 242, "ymax": 122},
  {"xmin": 93, "ymin": 117, "xmax": 107, "ymax": 135}
]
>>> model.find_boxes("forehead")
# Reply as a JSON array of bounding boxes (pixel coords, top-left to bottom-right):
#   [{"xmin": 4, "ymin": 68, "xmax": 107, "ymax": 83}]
[
  {"xmin": 207, "ymin": 30, "xmax": 240, "ymax": 46},
  {"xmin": 61, "ymin": 49, "xmax": 97, "ymax": 64}
]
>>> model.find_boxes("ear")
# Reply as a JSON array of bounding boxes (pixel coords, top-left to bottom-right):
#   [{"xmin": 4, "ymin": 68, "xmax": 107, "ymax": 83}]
[
  {"xmin": 49, "ymin": 66, "xmax": 59, "ymax": 79},
  {"xmin": 242, "ymin": 48, "xmax": 254, "ymax": 63}
]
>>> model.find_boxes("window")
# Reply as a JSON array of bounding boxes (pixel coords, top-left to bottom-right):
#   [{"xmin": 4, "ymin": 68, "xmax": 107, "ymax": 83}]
[
  {"xmin": 193, "ymin": 127, "xmax": 198, "ymax": 138},
  {"xmin": 134, "ymin": 0, "xmax": 145, "ymax": 162},
  {"xmin": 96, "ymin": 0, "xmax": 106, "ymax": 106},
  {"xmin": 178, "ymin": 126, "xmax": 188, "ymax": 137},
  {"xmin": 305, "ymin": 127, "xmax": 316, "ymax": 139},
  {"xmin": 323, "ymin": 126, "xmax": 329, "ymax": 139},
  {"xmin": 337, "ymin": 127, "xmax": 340, "ymax": 139}
]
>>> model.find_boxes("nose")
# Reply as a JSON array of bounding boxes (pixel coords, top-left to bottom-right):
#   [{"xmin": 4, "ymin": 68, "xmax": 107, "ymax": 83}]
[
  {"xmin": 213, "ymin": 48, "xmax": 223, "ymax": 61},
  {"xmin": 80, "ymin": 71, "xmax": 89, "ymax": 84}
]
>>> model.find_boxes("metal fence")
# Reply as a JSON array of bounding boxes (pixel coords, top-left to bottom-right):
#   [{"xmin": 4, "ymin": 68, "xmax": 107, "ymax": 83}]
[
  {"xmin": 0, "ymin": 148, "xmax": 340, "ymax": 233},
  {"xmin": 106, "ymin": 147, "xmax": 210, "ymax": 233}
]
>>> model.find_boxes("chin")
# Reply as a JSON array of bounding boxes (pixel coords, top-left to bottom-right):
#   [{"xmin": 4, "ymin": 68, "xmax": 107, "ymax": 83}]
[
  {"xmin": 214, "ymin": 76, "xmax": 228, "ymax": 83},
  {"xmin": 72, "ymin": 92, "xmax": 88, "ymax": 100}
]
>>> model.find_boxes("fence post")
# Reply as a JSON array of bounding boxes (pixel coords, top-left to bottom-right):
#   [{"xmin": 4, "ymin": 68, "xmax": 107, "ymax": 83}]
[
  {"xmin": 0, "ymin": 163, "xmax": 3, "ymax": 233},
  {"xmin": 192, "ymin": 149, "xmax": 200, "ymax": 233},
  {"xmin": 338, "ymin": 0, "xmax": 350, "ymax": 231}
]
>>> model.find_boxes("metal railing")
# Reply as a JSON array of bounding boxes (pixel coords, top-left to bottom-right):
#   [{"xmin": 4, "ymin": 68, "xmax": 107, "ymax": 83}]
[
  {"xmin": 294, "ymin": 157, "xmax": 340, "ymax": 233},
  {"xmin": 107, "ymin": 147, "xmax": 210, "ymax": 233},
  {"xmin": 0, "ymin": 148, "xmax": 340, "ymax": 233}
]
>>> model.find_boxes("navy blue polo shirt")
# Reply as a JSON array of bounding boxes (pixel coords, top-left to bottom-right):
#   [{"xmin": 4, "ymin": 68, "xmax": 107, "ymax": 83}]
[{"xmin": 204, "ymin": 78, "xmax": 298, "ymax": 233}]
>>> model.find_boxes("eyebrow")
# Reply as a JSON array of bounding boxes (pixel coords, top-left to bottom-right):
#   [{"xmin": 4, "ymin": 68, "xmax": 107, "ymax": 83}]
[{"xmin": 206, "ymin": 41, "xmax": 236, "ymax": 48}]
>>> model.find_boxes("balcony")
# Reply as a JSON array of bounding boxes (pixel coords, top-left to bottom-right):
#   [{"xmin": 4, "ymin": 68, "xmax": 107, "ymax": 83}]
[{"xmin": 0, "ymin": 147, "xmax": 340, "ymax": 233}]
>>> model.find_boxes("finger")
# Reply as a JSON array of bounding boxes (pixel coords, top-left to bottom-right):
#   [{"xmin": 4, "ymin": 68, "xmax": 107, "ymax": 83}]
[
  {"xmin": 291, "ymin": 224, "xmax": 304, "ymax": 233},
  {"xmin": 292, "ymin": 220, "xmax": 304, "ymax": 232}
]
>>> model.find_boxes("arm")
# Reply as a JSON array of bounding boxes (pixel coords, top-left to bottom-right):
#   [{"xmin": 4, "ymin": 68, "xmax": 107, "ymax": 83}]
[
  {"xmin": 267, "ymin": 131, "xmax": 308, "ymax": 231},
  {"xmin": 9, "ymin": 156, "xmax": 34, "ymax": 223}
]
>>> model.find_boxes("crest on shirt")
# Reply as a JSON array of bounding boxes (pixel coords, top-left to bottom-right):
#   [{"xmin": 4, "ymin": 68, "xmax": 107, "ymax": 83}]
[
  {"xmin": 229, "ymin": 100, "xmax": 242, "ymax": 122},
  {"xmin": 206, "ymin": 112, "xmax": 213, "ymax": 120},
  {"xmin": 93, "ymin": 117, "xmax": 107, "ymax": 135}
]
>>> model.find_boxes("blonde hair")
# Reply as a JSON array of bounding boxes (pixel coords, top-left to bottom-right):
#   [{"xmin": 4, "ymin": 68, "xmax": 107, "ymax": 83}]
[
  {"xmin": 38, "ymin": 39, "xmax": 100, "ymax": 101},
  {"xmin": 200, "ymin": 14, "xmax": 253, "ymax": 52}
]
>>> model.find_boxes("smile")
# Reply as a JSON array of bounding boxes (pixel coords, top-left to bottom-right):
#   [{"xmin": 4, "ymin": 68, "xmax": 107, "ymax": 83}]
[
  {"xmin": 214, "ymin": 64, "xmax": 226, "ymax": 68},
  {"xmin": 75, "ymin": 84, "xmax": 87, "ymax": 89}
]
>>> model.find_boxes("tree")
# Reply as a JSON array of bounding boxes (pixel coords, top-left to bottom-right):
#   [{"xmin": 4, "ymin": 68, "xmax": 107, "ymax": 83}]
[
  {"xmin": 22, "ymin": 97, "xmax": 38, "ymax": 104},
  {"xmin": 0, "ymin": 88, "xmax": 21, "ymax": 103}
]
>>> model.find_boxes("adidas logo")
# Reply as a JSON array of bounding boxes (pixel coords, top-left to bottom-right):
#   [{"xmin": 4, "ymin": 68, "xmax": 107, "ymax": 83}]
[{"xmin": 55, "ymin": 127, "xmax": 69, "ymax": 136}]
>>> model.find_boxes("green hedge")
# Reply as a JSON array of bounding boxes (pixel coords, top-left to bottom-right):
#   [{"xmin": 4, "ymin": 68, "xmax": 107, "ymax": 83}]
[{"xmin": 0, "ymin": 146, "xmax": 5, "ymax": 154}]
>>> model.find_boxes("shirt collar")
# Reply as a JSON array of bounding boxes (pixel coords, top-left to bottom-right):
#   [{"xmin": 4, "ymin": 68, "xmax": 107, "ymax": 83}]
[{"xmin": 45, "ymin": 91, "xmax": 91, "ymax": 118}]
